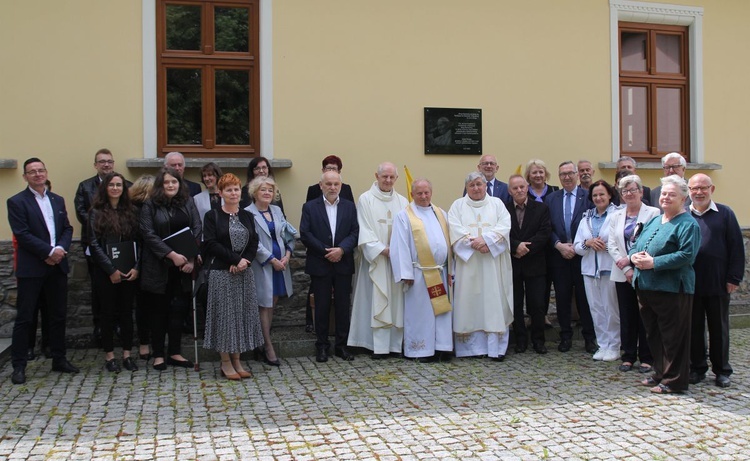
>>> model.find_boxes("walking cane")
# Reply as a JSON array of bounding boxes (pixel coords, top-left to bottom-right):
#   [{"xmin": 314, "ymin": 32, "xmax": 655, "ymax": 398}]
[{"xmin": 191, "ymin": 277, "xmax": 200, "ymax": 371}]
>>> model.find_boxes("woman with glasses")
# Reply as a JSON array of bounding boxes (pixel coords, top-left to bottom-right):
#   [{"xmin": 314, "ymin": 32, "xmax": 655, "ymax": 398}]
[
  {"xmin": 607, "ymin": 175, "xmax": 660, "ymax": 373},
  {"xmin": 629, "ymin": 175, "xmax": 701, "ymax": 394},
  {"xmin": 240, "ymin": 157, "xmax": 284, "ymax": 212},
  {"xmin": 88, "ymin": 173, "xmax": 140, "ymax": 372}
]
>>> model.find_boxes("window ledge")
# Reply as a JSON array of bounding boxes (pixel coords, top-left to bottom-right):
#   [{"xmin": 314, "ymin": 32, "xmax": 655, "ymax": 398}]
[
  {"xmin": 598, "ymin": 162, "xmax": 721, "ymax": 170},
  {"xmin": 126, "ymin": 158, "xmax": 292, "ymax": 170},
  {"xmin": 0, "ymin": 159, "xmax": 18, "ymax": 169}
]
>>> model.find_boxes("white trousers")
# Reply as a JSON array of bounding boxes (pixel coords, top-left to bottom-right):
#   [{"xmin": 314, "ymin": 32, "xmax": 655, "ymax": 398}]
[{"xmin": 583, "ymin": 274, "xmax": 620, "ymax": 352}]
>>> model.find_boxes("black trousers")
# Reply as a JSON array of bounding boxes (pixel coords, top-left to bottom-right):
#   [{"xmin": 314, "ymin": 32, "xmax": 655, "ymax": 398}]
[
  {"xmin": 92, "ymin": 268, "xmax": 136, "ymax": 353},
  {"xmin": 512, "ymin": 273, "xmax": 547, "ymax": 346},
  {"xmin": 12, "ymin": 267, "xmax": 68, "ymax": 368},
  {"xmin": 690, "ymin": 293, "xmax": 732, "ymax": 377},
  {"xmin": 616, "ymin": 281, "xmax": 652, "ymax": 365},
  {"xmin": 27, "ymin": 296, "xmax": 50, "ymax": 350},
  {"xmin": 550, "ymin": 258, "xmax": 595, "ymax": 342},
  {"xmin": 148, "ymin": 268, "xmax": 186, "ymax": 358},
  {"xmin": 311, "ymin": 273, "xmax": 352, "ymax": 349},
  {"xmin": 135, "ymin": 284, "xmax": 150, "ymax": 346},
  {"xmin": 637, "ymin": 288, "xmax": 692, "ymax": 391}
]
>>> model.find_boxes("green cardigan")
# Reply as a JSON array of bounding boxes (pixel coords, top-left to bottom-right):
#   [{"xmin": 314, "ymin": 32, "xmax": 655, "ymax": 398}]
[{"xmin": 628, "ymin": 212, "xmax": 701, "ymax": 294}]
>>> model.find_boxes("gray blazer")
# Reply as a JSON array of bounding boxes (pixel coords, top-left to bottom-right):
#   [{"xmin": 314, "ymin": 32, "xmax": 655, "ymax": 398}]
[{"xmin": 246, "ymin": 203, "xmax": 293, "ymax": 306}]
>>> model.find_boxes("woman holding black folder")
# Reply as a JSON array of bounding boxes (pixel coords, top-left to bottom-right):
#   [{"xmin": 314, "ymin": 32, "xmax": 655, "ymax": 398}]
[
  {"xmin": 89, "ymin": 173, "xmax": 140, "ymax": 372},
  {"xmin": 140, "ymin": 167, "xmax": 202, "ymax": 371}
]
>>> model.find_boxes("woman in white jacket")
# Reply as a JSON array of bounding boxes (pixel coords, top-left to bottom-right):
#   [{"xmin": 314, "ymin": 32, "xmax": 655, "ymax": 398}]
[
  {"xmin": 574, "ymin": 180, "xmax": 621, "ymax": 361},
  {"xmin": 607, "ymin": 174, "xmax": 660, "ymax": 373}
]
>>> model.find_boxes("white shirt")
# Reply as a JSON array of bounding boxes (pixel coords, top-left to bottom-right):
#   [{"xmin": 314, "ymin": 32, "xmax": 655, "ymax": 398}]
[
  {"xmin": 324, "ymin": 195, "xmax": 340, "ymax": 243},
  {"xmin": 689, "ymin": 200, "xmax": 718, "ymax": 217},
  {"xmin": 29, "ymin": 186, "xmax": 60, "ymax": 255}
]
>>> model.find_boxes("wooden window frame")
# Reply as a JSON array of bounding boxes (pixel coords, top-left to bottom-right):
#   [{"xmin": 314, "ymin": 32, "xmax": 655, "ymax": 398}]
[
  {"xmin": 156, "ymin": 0, "xmax": 260, "ymax": 158},
  {"xmin": 618, "ymin": 22, "xmax": 689, "ymax": 162}
]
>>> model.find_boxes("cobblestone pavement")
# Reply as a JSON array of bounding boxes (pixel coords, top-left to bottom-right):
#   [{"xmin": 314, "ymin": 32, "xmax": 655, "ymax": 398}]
[{"xmin": 1, "ymin": 330, "xmax": 749, "ymax": 461}]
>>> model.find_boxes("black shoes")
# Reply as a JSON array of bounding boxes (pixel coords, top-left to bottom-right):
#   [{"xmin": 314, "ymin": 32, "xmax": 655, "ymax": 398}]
[
  {"xmin": 52, "ymin": 359, "xmax": 80, "ymax": 374},
  {"xmin": 264, "ymin": 355, "xmax": 281, "ymax": 367},
  {"xmin": 316, "ymin": 346, "xmax": 329, "ymax": 363},
  {"xmin": 584, "ymin": 340, "xmax": 598, "ymax": 354},
  {"xmin": 26, "ymin": 348, "xmax": 36, "ymax": 361},
  {"xmin": 688, "ymin": 371, "xmax": 706, "ymax": 385},
  {"xmin": 371, "ymin": 353, "xmax": 389, "ymax": 360},
  {"xmin": 166, "ymin": 357, "xmax": 194, "ymax": 368},
  {"xmin": 491, "ymin": 355, "xmax": 506, "ymax": 362},
  {"xmin": 153, "ymin": 361, "xmax": 167, "ymax": 371},
  {"xmin": 11, "ymin": 367, "xmax": 26, "ymax": 385},
  {"xmin": 514, "ymin": 342, "xmax": 528, "ymax": 353},
  {"xmin": 334, "ymin": 347, "xmax": 354, "ymax": 361},
  {"xmin": 122, "ymin": 357, "xmax": 139, "ymax": 371},
  {"xmin": 533, "ymin": 343, "xmax": 548, "ymax": 354},
  {"xmin": 716, "ymin": 375, "xmax": 731, "ymax": 388},
  {"xmin": 558, "ymin": 339, "xmax": 572, "ymax": 352},
  {"xmin": 305, "ymin": 324, "xmax": 315, "ymax": 334},
  {"xmin": 105, "ymin": 359, "xmax": 121, "ymax": 373}
]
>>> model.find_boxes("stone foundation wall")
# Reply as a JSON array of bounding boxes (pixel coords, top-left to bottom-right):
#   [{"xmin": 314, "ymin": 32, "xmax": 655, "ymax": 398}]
[{"xmin": 2, "ymin": 229, "xmax": 750, "ymax": 337}]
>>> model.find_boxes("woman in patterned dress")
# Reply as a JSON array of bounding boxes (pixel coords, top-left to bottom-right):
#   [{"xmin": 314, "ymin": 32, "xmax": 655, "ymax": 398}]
[{"xmin": 202, "ymin": 173, "xmax": 264, "ymax": 380}]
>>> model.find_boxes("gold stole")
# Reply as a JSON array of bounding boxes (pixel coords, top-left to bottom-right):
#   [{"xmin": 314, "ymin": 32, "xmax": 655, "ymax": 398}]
[{"xmin": 406, "ymin": 204, "xmax": 452, "ymax": 316}]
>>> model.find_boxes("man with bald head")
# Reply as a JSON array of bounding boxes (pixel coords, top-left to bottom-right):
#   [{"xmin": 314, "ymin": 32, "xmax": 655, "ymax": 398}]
[
  {"xmin": 390, "ymin": 179, "xmax": 454, "ymax": 362},
  {"xmin": 470, "ymin": 155, "xmax": 510, "ymax": 203},
  {"xmin": 687, "ymin": 173, "xmax": 744, "ymax": 388},
  {"xmin": 349, "ymin": 162, "xmax": 409, "ymax": 359}
]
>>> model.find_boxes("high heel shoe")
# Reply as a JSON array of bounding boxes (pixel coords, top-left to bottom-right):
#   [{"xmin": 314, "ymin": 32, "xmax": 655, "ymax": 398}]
[
  {"xmin": 139, "ymin": 353, "xmax": 151, "ymax": 361},
  {"xmin": 220, "ymin": 361, "xmax": 241, "ymax": 381},
  {"xmin": 153, "ymin": 360, "xmax": 166, "ymax": 371},
  {"xmin": 232, "ymin": 361, "xmax": 253, "ymax": 378},
  {"xmin": 263, "ymin": 351, "xmax": 281, "ymax": 367}
]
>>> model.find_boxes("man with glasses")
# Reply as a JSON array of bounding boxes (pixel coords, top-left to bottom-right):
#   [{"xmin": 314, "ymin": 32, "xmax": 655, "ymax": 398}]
[
  {"xmin": 165, "ymin": 151, "xmax": 202, "ymax": 197},
  {"xmin": 687, "ymin": 174, "xmax": 745, "ymax": 388},
  {"xmin": 651, "ymin": 152, "xmax": 691, "ymax": 211},
  {"xmin": 8, "ymin": 158, "xmax": 78, "ymax": 384},
  {"xmin": 74, "ymin": 148, "xmax": 131, "ymax": 343},
  {"xmin": 544, "ymin": 161, "xmax": 596, "ymax": 353},
  {"xmin": 466, "ymin": 155, "xmax": 509, "ymax": 203}
]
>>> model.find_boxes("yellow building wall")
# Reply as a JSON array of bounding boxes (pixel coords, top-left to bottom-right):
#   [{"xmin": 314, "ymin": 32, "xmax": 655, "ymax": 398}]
[{"xmin": 0, "ymin": 0, "xmax": 748, "ymax": 239}]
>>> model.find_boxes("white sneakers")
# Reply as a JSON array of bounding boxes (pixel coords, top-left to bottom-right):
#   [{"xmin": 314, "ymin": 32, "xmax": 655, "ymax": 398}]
[{"xmin": 592, "ymin": 348, "xmax": 620, "ymax": 362}]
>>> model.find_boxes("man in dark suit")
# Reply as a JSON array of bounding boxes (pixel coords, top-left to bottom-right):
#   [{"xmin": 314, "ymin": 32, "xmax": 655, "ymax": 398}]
[
  {"xmin": 8, "ymin": 158, "xmax": 79, "ymax": 384},
  {"xmin": 74, "ymin": 148, "xmax": 130, "ymax": 341},
  {"xmin": 463, "ymin": 155, "xmax": 510, "ymax": 203},
  {"xmin": 505, "ymin": 175, "xmax": 552, "ymax": 354},
  {"xmin": 544, "ymin": 161, "xmax": 596, "ymax": 353},
  {"xmin": 165, "ymin": 151, "xmax": 202, "ymax": 197},
  {"xmin": 300, "ymin": 171, "xmax": 359, "ymax": 363},
  {"xmin": 303, "ymin": 155, "xmax": 355, "ymax": 334}
]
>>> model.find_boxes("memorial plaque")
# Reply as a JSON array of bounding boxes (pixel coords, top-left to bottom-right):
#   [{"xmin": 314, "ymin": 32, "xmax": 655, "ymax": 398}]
[{"xmin": 424, "ymin": 107, "xmax": 482, "ymax": 155}]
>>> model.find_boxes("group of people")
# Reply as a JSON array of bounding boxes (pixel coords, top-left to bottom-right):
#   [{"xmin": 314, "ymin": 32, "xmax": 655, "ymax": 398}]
[{"xmin": 7, "ymin": 150, "xmax": 744, "ymax": 395}]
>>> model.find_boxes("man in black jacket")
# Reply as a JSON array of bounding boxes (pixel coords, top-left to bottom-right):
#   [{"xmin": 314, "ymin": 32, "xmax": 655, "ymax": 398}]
[{"xmin": 506, "ymin": 175, "xmax": 552, "ymax": 354}]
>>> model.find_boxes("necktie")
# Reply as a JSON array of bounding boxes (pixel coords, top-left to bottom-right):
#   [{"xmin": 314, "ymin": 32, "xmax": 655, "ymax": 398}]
[
  {"xmin": 564, "ymin": 191, "xmax": 573, "ymax": 241},
  {"xmin": 487, "ymin": 181, "xmax": 492, "ymax": 196},
  {"xmin": 516, "ymin": 203, "xmax": 525, "ymax": 228}
]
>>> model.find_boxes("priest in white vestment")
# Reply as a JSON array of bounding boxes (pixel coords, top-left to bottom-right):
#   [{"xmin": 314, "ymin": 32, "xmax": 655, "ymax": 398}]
[
  {"xmin": 348, "ymin": 163, "xmax": 409, "ymax": 358},
  {"xmin": 390, "ymin": 179, "xmax": 454, "ymax": 362},
  {"xmin": 448, "ymin": 171, "xmax": 514, "ymax": 360}
]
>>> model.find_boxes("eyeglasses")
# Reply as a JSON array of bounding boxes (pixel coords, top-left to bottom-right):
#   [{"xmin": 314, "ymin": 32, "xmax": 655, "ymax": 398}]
[
  {"xmin": 96, "ymin": 159, "xmax": 115, "ymax": 165},
  {"xmin": 24, "ymin": 168, "xmax": 47, "ymax": 176},
  {"xmin": 324, "ymin": 166, "xmax": 339, "ymax": 171},
  {"xmin": 620, "ymin": 187, "xmax": 640, "ymax": 196},
  {"xmin": 663, "ymin": 164, "xmax": 683, "ymax": 171},
  {"xmin": 479, "ymin": 162, "xmax": 497, "ymax": 167},
  {"xmin": 688, "ymin": 186, "xmax": 710, "ymax": 193},
  {"xmin": 107, "ymin": 183, "xmax": 124, "ymax": 189},
  {"xmin": 253, "ymin": 165, "xmax": 269, "ymax": 172},
  {"xmin": 559, "ymin": 172, "xmax": 576, "ymax": 178}
]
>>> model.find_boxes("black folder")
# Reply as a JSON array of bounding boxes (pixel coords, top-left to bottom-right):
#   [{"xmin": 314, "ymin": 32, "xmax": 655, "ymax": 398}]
[
  {"xmin": 107, "ymin": 241, "xmax": 138, "ymax": 273},
  {"xmin": 162, "ymin": 227, "xmax": 199, "ymax": 259}
]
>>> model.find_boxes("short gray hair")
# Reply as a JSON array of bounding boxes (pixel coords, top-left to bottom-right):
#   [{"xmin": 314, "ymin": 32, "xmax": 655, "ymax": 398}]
[
  {"xmin": 661, "ymin": 174, "xmax": 689, "ymax": 198},
  {"xmin": 165, "ymin": 151, "xmax": 184, "ymax": 162},
  {"xmin": 661, "ymin": 152, "xmax": 686, "ymax": 167},
  {"xmin": 377, "ymin": 162, "xmax": 398, "ymax": 176},
  {"xmin": 465, "ymin": 171, "xmax": 485, "ymax": 186},
  {"xmin": 617, "ymin": 174, "xmax": 642, "ymax": 191},
  {"xmin": 617, "ymin": 156, "xmax": 637, "ymax": 168},
  {"xmin": 411, "ymin": 178, "xmax": 432, "ymax": 191},
  {"xmin": 559, "ymin": 160, "xmax": 577, "ymax": 173},
  {"xmin": 248, "ymin": 175, "xmax": 277, "ymax": 197}
]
